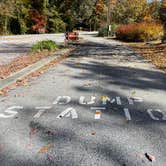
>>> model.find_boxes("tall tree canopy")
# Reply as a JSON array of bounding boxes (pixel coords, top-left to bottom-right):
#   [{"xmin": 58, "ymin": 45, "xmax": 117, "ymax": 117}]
[
  {"xmin": 111, "ymin": 0, "xmax": 148, "ymax": 24},
  {"xmin": 0, "ymin": 0, "xmax": 162, "ymax": 35}
]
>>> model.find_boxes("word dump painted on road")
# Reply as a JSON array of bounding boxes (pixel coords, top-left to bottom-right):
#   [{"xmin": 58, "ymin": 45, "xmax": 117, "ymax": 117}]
[{"xmin": 0, "ymin": 96, "xmax": 166, "ymax": 121}]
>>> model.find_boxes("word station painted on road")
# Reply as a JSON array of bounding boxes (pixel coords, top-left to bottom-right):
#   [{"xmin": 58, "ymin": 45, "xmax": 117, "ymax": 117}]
[{"xmin": 0, "ymin": 96, "xmax": 166, "ymax": 121}]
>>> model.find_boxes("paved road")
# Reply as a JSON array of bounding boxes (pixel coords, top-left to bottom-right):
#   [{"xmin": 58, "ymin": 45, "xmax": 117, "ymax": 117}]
[
  {"xmin": 0, "ymin": 33, "xmax": 65, "ymax": 65},
  {"xmin": 0, "ymin": 33, "xmax": 166, "ymax": 166}
]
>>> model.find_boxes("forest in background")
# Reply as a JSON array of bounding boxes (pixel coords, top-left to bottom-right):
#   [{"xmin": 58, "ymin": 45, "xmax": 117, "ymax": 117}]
[{"xmin": 0, "ymin": 0, "xmax": 162, "ymax": 35}]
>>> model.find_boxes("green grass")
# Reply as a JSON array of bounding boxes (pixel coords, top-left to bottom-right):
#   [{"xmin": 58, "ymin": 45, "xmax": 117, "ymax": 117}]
[{"xmin": 31, "ymin": 40, "xmax": 59, "ymax": 52}]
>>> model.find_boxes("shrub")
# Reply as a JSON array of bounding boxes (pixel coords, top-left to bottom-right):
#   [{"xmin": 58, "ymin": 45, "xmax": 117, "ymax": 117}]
[
  {"xmin": 98, "ymin": 23, "xmax": 118, "ymax": 37},
  {"xmin": 98, "ymin": 27, "xmax": 108, "ymax": 37},
  {"xmin": 116, "ymin": 22, "xmax": 164, "ymax": 42},
  {"xmin": 31, "ymin": 40, "xmax": 59, "ymax": 52}
]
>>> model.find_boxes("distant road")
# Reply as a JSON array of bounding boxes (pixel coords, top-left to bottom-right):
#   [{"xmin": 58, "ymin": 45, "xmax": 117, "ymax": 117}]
[
  {"xmin": 0, "ymin": 32, "xmax": 98, "ymax": 66},
  {"xmin": 0, "ymin": 33, "xmax": 65, "ymax": 65}
]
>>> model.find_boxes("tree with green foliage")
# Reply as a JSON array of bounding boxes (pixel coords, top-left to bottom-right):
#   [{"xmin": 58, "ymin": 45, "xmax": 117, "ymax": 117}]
[
  {"xmin": 48, "ymin": 0, "xmax": 99, "ymax": 31},
  {"xmin": 0, "ymin": 0, "xmax": 15, "ymax": 34},
  {"xmin": 10, "ymin": 0, "xmax": 30, "ymax": 34},
  {"xmin": 148, "ymin": 1, "xmax": 161, "ymax": 21},
  {"xmin": 0, "ymin": 0, "xmax": 161, "ymax": 35},
  {"xmin": 111, "ymin": 0, "xmax": 148, "ymax": 24},
  {"xmin": 47, "ymin": 6, "xmax": 66, "ymax": 33}
]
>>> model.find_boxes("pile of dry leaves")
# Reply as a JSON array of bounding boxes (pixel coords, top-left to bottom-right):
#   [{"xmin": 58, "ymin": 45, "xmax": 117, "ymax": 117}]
[
  {"xmin": 0, "ymin": 49, "xmax": 73, "ymax": 96},
  {"xmin": 0, "ymin": 50, "xmax": 58, "ymax": 79},
  {"xmin": 128, "ymin": 42, "xmax": 166, "ymax": 73}
]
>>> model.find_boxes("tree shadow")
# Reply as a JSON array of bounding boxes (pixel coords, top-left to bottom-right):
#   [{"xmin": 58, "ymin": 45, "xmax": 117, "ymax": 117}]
[
  {"xmin": 0, "ymin": 43, "xmax": 31, "ymax": 54},
  {"xmin": 0, "ymin": 41, "xmax": 166, "ymax": 165},
  {"xmin": 64, "ymin": 42, "xmax": 166, "ymax": 91}
]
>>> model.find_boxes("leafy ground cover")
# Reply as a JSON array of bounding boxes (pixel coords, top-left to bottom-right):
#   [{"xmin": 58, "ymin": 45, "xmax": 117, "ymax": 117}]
[
  {"xmin": 0, "ymin": 47, "xmax": 73, "ymax": 96},
  {"xmin": 0, "ymin": 40, "xmax": 61, "ymax": 79},
  {"xmin": 127, "ymin": 42, "xmax": 166, "ymax": 73}
]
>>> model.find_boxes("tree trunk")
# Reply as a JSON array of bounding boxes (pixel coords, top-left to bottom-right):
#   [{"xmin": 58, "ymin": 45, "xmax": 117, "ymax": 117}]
[
  {"xmin": 162, "ymin": 23, "xmax": 166, "ymax": 43},
  {"xmin": 4, "ymin": 16, "xmax": 8, "ymax": 34}
]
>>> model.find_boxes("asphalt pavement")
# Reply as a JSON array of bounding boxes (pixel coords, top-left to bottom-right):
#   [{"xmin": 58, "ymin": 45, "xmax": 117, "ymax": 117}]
[
  {"xmin": 0, "ymin": 33, "xmax": 65, "ymax": 65},
  {"xmin": 0, "ymin": 32, "xmax": 166, "ymax": 166}
]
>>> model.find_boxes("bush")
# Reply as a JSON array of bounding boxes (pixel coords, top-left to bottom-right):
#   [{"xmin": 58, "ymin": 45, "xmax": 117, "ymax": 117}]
[
  {"xmin": 115, "ymin": 22, "xmax": 164, "ymax": 42},
  {"xmin": 98, "ymin": 23, "xmax": 118, "ymax": 37},
  {"xmin": 98, "ymin": 27, "xmax": 108, "ymax": 37},
  {"xmin": 31, "ymin": 40, "xmax": 59, "ymax": 52}
]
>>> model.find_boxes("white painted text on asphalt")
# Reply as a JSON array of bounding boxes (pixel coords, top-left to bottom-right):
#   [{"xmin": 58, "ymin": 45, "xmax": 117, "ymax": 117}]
[{"xmin": 0, "ymin": 96, "xmax": 166, "ymax": 121}]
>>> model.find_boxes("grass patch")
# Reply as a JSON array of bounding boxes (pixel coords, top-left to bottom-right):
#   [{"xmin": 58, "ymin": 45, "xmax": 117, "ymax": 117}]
[{"xmin": 31, "ymin": 40, "xmax": 59, "ymax": 52}]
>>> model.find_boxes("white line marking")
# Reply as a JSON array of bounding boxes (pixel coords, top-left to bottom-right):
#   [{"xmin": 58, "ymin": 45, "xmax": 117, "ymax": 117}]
[
  {"xmin": 91, "ymin": 107, "xmax": 106, "ymax": 110},
  {"xmin": 33, "ymin": 106, "xmax": 52, "ymax": 119},
  {"xmin": 110, "ymin": 97, "xmax": 121, "ymax": 105},
  {"xmin": 79, "ymin": 96, "xmax": 96, "ymax": 105},
  {"xmin": 147, "ymin": 109, "xmax": 159, "ymax": 120},
  {"xmin": 116, "ymin": 97, "xmax": 122, "ymax": 105},
  {"xmin": 87, "ymin": 96, "xmax": 96, "ymax": 105},
  {"xmin": 56, "ymin": 107, "xmax": 78, "ymax": 119},
  {"xmin": 147, "ymin": 109, "xmax": 166, "ymax": 121},
  {"xmin": 124, "ymin": 108, "xmax": 131, "ymax": 121},
  {"xmin": 110, "ymin": 98, "xmax": 115, "ymax": 103},
  {"xmin": 33, "ymin": 110, "xmax": 45, "ymax": 118},
  {"xmin": 0, "ymin": 106, "xmax": 23, "ymax": 118},
  {"xmin": 79, "ymin": 96, "xmax": 86, "ymax": 105},
  {"xmin": 128, "ymin": 98, "xmax": 134, "ymax": 105},
  {"xmin": 53, "ymin": 96, "xmax": 71, "ymax": 105}
]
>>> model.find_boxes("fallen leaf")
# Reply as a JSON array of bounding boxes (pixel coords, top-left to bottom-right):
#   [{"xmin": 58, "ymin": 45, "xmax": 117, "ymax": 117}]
[
  {"xmin": 91, "ymin": 132, "xmax": 96, "ymax": 135},
  {"xmin": 0, "ymin": 76, "xmax": 6, "ymax": 79},
  {"xmin": 39, "ymin": 144, "xmax": 53, "ymax": 154},
  {"xmin": 29, "ymin": 128, "xmax": 38, "ymax": 136},
  {"xmin": 0, "ymin": 90, "xmax": 7, "ymax": 96},
  {"xmin": 145, "ymin": 153, "xmax": 156, "ymax": 162},
  {"xmin": 16, "ymin": 79, "xmax": 28, "ymax": 86}
]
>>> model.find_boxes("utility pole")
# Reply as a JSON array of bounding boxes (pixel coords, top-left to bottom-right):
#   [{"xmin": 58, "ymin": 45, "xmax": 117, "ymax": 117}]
[
  {"xmin": 107, "ymin": 0, "xmax": 111, "ymax": 36},
  {"xmin": 107, "ymin": 0, "xmax": 111, "ymax": 27}
]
